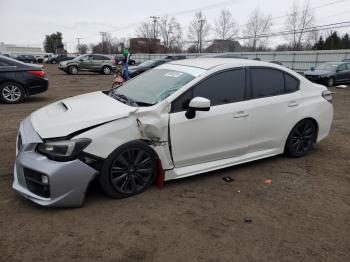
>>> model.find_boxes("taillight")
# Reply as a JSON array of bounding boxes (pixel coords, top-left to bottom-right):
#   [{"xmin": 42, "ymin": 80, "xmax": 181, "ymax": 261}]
[
  {"xmin": 322, "ymin": 90, "xmax": 334, "ymax": 103},
  {"xmin": 27, "ymin": 70, "xmax": 45, "ymax": 78}
]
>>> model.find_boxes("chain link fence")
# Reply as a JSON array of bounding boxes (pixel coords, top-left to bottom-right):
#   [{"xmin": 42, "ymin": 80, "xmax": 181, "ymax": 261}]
[{"xmin": 131, "ymin": 50, "xmax": 350, "ymax": 73}]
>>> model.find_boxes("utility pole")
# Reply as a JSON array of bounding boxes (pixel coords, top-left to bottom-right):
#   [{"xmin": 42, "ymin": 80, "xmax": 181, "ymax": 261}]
[
  {"xmin": 100, "ymin": 32, "xmax": 106, "ymax": 53},
  {"xmin": 76, "ymin": 37, "xmax": 83, "ymax": 53},
  {"xmin": 198, "ymin": 18, "xmax": 205, "ymax": 53},
  {"xmin": 150, "ymin": 16, "xmax": 160, "ymax": 53}
]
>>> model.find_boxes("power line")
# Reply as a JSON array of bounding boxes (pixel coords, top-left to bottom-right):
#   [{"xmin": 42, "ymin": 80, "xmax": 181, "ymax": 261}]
[{"xmin": 183, "ymin": 20, "xmax": 350, "ymax": 43}]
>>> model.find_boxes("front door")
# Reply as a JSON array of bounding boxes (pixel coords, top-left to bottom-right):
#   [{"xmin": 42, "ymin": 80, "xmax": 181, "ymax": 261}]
[{"xmin": 169, "ymin": 68, "xmax": 251, "ymax": 167}]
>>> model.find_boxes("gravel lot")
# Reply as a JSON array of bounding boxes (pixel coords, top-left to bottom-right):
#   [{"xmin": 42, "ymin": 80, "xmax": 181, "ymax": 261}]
[{"xmin": 0, "ymin": 65, "xmax": 349, "ymax": 262}]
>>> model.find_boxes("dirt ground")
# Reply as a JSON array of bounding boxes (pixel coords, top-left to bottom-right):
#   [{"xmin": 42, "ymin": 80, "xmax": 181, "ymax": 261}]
[{"xmin": 0, "ymin": 64, "xmax": 349, "ymax": 262}]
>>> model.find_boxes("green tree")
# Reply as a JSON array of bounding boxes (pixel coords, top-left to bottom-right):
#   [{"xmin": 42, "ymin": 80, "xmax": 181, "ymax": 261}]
[
  {"xmin": 43, "ymin": 32, "xmax": 64, "ymax": 53},
  {"xmin": 313, "ymin": 36, "xmax": 325, "ymax": 50},
  {"xmin": 77, "ymin": 43, "xmax": 88, "ymax": 54},
  {"xmin": 324, "ymin": 31, "xmax": 341, "ymax": 50},
  {"xmin": 341, "ymin": 33, "xmax": 350, "ymax": 49}
]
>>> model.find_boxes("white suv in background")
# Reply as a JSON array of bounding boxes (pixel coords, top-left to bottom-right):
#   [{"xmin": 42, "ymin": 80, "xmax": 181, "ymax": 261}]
[{"xmin": 13, "ymin": 58, "xmax": 333, "ymax": 207}]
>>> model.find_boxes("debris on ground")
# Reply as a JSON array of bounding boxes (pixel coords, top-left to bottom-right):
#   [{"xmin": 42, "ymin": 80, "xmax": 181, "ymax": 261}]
[
  {"xmin": 244, "ymin": 217, "xmax": 253, "ymax": 223},
  {"xmin": 223, "ymin": 176, "xmax": 234, "ymax": 182},
  {"xmin": 264, "ymin": 179, "xmax": 272, "ymax": 185}
]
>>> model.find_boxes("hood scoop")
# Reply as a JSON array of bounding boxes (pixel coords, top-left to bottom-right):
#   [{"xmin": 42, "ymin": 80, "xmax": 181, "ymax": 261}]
[{"xmin": 47, "ymin": 101, "xmax": 69, "ymax": 117}]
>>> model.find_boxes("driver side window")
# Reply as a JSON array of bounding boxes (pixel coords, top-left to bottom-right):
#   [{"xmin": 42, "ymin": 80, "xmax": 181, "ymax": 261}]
[{"xmin": 171, "ymin": 68, "xmax": 246, "ymax": 113}]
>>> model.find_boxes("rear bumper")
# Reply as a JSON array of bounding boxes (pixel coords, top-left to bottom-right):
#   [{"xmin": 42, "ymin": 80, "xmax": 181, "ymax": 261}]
[
  {"xmin": 13, "ymin": 117, "xmax": 98, "ymax": 207},
  {"xmin": 27, "ymin": 78, "xmax": 48, "ymax": 95}
]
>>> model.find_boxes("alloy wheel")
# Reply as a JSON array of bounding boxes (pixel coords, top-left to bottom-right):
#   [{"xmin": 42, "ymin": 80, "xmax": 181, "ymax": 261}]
[
  {"xmin": 2, "ymin": 84, "xmax": 22, "ymax": 102},
  {"xmin": 290, "ymin": 121, "xmax": 315, "ymax": 155},
  {"xmin": 109, "ymin": 148, "xmax": 154, "ymax": 195},
  {"xmin": 103, "ymin": 67, "xmax": 111, "ymax": 75}
]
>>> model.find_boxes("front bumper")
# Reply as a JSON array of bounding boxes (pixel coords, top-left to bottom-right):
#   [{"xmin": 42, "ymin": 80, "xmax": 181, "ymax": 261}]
[
  {"xmin": 304, "ymin": 75, "xmax": 329, "ymax": 85},
  {"xmin": 13, "ymin": 117, "xmax": 98, "ymax": 207}
]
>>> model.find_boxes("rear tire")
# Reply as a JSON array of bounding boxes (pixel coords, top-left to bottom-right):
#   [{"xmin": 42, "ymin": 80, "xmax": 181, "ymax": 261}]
[
  {"xmin": 99, "ymin": 141, "xmax": 157, "ymax": 199},
  {"xmin": 102, "ymin": 66, "xmax": 112, "ymax": 75},
  {"xmin": 285, "ymin": 119, "xmax": 317, "ymax": 157},
  {"xmin": 0, "ymin": 82, "xmax": 26, "ymax": 104}
]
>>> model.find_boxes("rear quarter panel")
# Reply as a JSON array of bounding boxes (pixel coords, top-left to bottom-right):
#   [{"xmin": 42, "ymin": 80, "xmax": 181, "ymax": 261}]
[{"xmin": 301, "ymin": 81, "xmax": 333, "ymax": 142}]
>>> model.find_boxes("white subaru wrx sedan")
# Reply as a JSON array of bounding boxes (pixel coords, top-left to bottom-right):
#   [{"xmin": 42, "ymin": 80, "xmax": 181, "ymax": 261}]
[{"xmin": 13, "ymin": 59, "xmax": 333, "ymax": 207}]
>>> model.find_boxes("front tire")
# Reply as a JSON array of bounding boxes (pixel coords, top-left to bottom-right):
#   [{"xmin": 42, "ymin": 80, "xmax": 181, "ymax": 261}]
[
  {"xmin": 285, "ymin": 119, "xmax": 317, "ymax": 157},
  {"xmin": 68, "ymin": 65, "xmax": 78, "ymax": 75},
  {"xmin": 327, "ymin": 77, "xmax": 335, "ymax": 87},
  {"xmin": 0, "ymin": 82, "xmax": 25, "ymax": 104},
  {"xmin": 99, "ymin": 141, "xmax": 157, "ymax": 199}
]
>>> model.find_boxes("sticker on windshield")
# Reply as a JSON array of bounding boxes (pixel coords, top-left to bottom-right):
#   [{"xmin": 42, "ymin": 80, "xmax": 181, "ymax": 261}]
[{"xmin": 164, "ymin": 72, "xmax": 183, "ymax": 78}]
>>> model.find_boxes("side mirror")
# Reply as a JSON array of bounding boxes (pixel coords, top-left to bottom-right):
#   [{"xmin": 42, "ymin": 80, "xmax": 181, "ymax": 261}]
[
  {"xmin": 185, "ymin": 97, "xmax": 210, "ymax": 119},
  {"xmin": 310, "ymin": 67, "xmax": 315, "ymax": 71}
]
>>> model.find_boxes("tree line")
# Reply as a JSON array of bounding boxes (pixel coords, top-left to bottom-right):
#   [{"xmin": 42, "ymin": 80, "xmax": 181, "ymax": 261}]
[{"xmin": 43, "ymin": 0, "xmax": 350, "ymax": 54}]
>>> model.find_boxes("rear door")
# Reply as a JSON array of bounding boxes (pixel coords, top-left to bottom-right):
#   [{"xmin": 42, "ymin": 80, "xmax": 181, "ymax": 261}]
[{"xmin": 247, "ymin": 67, "xmax": 303, "ymax": 153}]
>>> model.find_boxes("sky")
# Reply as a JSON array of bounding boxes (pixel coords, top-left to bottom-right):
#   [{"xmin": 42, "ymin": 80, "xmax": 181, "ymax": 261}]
[{"xmin": 0, "ymin": 0, "xmax": 350, "ymax": 52}]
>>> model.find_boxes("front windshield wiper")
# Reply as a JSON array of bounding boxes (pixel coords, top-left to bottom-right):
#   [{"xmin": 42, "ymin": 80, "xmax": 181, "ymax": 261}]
[{"xmin": 110, "ymin": 91, "xmax": 138, "ymax": 106}]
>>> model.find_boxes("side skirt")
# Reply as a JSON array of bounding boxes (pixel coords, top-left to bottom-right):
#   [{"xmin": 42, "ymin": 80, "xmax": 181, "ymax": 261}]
[{"xmin": 164, "ymin": 148, "xmax": 282, "ymax": 181}]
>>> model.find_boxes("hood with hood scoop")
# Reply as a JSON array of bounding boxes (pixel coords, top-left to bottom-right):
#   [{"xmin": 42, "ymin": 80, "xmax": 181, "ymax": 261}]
[{"xmin": 31, "ymin": 91, "xmax": 137, "ymax": 139}]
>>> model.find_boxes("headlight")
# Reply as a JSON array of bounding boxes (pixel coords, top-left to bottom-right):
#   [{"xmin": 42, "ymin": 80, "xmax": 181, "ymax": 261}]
[{"xmin": 37, "ymin": 138, "xmax": 91, "ymax": 161}]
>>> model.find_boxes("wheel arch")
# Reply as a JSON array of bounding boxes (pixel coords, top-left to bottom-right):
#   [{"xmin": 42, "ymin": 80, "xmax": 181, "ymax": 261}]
[{"xmin": 285, "ymin": 117, "xmax": 319, "ymax": 150}]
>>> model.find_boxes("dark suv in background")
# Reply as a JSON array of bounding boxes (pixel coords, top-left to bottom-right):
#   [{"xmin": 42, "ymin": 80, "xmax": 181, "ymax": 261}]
[
  {"xmin": 58, "ymin": 54, "xmax": 116, "ymax": 75},
  {"xmin": 46, "ymin": 54, "xmax": 75, "ymax": 64},
  {"xmin": 16, "ymin": 55, "xmax": 37, "ymax": 64}
]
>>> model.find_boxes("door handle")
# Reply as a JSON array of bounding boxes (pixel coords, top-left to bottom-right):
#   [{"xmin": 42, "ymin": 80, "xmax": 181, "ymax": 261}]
[
  {"xmin": 234, "ymin": 111, "xmax": 249, "ymax": 118},
  {"xmin": 288, "ymin": 101, "xmax": 299, "ymax": 107}
]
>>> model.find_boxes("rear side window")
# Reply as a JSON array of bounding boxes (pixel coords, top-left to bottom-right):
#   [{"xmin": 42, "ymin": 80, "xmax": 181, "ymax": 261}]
[
  {"xmin": 285, "ymin": 73, "xmax": 299, "ymax": 93},
  {"xmin": 250, "ymin": 68, "xmax": 285, "ymax": 98},
  {"xmin": 93, "ymin": 55, "xmax": 109, "ymax": 60},
  {"xmin": 193, "ymin": 69, "xmax": 246, "ymax": 106}
]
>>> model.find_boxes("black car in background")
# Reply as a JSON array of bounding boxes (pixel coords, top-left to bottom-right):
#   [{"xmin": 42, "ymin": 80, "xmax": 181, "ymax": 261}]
[
  {"xmin": 16, "ymin": 55, "xmax": 37, "ymax": 64},
  {"xmin": 164, "ymin": 55, "xmax": 186, "ymax": 60},
  {"xmin": 304, "ymin": 62, "xmax": 350, "ymax": 87},
  {"xmin": 113, "ymin": 54, "xmax": 136, "ymax": 65},
  {"xmin": 0, "ymin": 55, "xmax": 48, "ymax": 103},
  {"xmin": 46, "ymin": 54, "xmax": 75, "ymax": 64},
  {"xmin": 128, "ymin": 59, "xmax": 169, "ymax": 78}
]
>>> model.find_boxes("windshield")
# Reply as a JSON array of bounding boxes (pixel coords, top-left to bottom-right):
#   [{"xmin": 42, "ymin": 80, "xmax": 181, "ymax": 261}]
[
  {"xmin": 316, "ymin": 62, "xmax": 340, "ymax": 71},
  {"xmin": 112, "ymin": 68, "xmax": 195, "ymax": 105},
  {"xmin": 73, "ymin": 55, "xmax": 87, "ymax": 61},
  {"xmin": 139, "ymin": 60, "xmax": 155, "ymax": 67}
]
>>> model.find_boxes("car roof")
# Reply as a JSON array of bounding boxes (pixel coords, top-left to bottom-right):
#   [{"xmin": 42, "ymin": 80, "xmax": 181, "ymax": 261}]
[{"xmin": 168, "ymin": 58, "xmax": 281, "ymax": 70}]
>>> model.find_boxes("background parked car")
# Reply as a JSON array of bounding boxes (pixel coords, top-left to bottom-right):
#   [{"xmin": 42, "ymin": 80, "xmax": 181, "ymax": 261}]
[
  {"xmin": 128, "ymin": 59, "xmax": 169, "ymax": 78},
  {"xmin": 16, "ymin": 55, "xmax": 37, "ymax": 64},
  {"xmin": 58, "ymin": 54, "xmax": 116, "ymax": 75},
  {"xmin": 0, "ymin": 55, "xmax": 48, "ymax": 103},
  {"xmin": 304, "ymin": 61, "xmax": 350, "ymax": 87},
  {"xmin": 46, "ymin": 54, "xmax": 75, "ymax": 64},
  {"xmin": 113, "ymin": 54, "xmax": 136, "ymax": 65},
  {"xmin": 164, "ymin": 55, "xmax": 186, "ymax": 60},
  {"xmin": 199, "ymin": 53, "xmax": 247, "ymax": 59}
]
